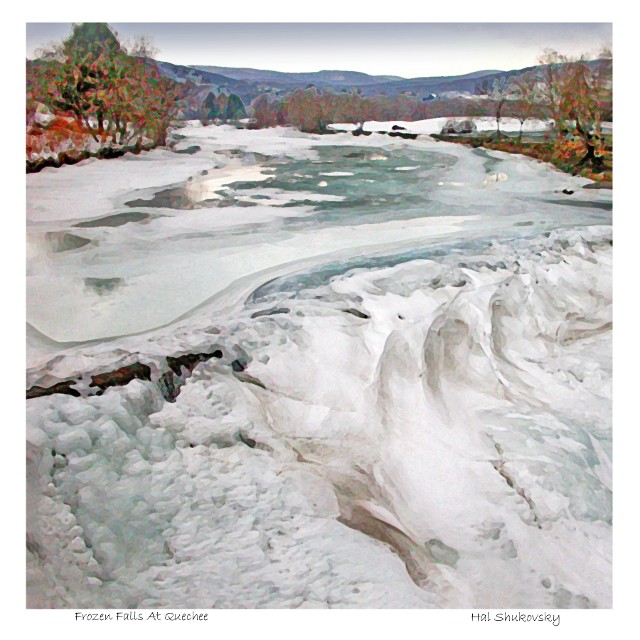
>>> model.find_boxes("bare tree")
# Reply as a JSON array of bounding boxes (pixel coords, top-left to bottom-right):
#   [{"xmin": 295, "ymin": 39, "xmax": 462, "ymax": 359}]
[
  {"xmin": 510, "ymin": 74, "xmax": 539, "ymax": 141},
  {"xmin": 127, "ymin": 35, "xmax": 160, "ymax": 59},
  {"xmin": 475, "ymin": 76, "xmax": 511, "ymax": 137},
  {"xmin": 489, "ymin": 77, "xmax": 511, "ymax": 137}
]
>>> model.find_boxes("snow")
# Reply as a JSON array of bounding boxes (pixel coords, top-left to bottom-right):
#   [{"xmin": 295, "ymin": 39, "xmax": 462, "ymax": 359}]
[
  {"xmin": 27, "ymin": 152, "xmax": 215, "ymax": 223},
  {"xmin": 26, "ymin": 123, "xmax": 612, "ymax": 609},
  {"xmin": 26, "ymin": 226, "xmax": 612, "ymax": 609},
  {"xmin": 328, "ymin": 116, "xmax": 554, "ymax": 135}
]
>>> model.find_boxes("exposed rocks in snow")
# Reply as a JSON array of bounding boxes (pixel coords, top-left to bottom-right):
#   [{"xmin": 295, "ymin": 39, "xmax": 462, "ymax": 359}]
[
  {"xmin": 90, "ymin": 362, "xmax": 153, "ymax": 391},
  {"xmin": 231, "ymin": 358, "xmax": 247, "ymax": 372},
  {"xmin": 342, "ymin": 308, "xmax": 370, "ymax": 319},
  {"xmin": 173, "ymin": 145, "xmax": 201, "ymax": 155},
  {"xmin": 337, "ymin": 505, "xmax": 435, "ymax": 588},
  {"xmin": 352, "ymin": 123, "xmax": 372, "ymax": 137},
  {"xmin": 166, "ymin": 350, "xmax": 223, "ymax": 375},
  {"xmin": 26, "ymin": 380, "xmax": 80, "ymax": 400},
  {"xmin": 387, "ymin": 131, "xmax": 419, "ymax": 140},
  {"xmin": 250, "ymin": 307, "xmax": 290, "ymax": 319},
  {"xmin": 440, "ymin": 118, "xmax": 477, "ymax": 135},
  {"xmin": 74, "ymin": 212, "xmax": 151, "ymax": 228}
]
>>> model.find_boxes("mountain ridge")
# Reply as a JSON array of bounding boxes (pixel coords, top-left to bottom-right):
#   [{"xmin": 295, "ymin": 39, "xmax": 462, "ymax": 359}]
[
  {"xmin": 157, "ymin": 60, "xmax": 524, "ymax": 102},
  {"xmin": 191, "ymin": 66, "xmax": 406, "ymax": 85}
]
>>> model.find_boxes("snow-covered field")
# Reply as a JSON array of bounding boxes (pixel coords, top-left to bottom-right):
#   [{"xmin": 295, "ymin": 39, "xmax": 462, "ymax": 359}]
[
  {"xmin": 26, "ymin": 123, "xmax": 612, "ymax": 608},
  {"xmin": 328, "ymin": 116, "xmax": 613, "ymax": 136}
]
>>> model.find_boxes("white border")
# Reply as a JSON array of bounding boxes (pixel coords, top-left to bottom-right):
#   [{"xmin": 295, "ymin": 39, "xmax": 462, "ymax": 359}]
[{"xmin": 5, "ymin": 3, "xmax": 632, "ymax": 639}]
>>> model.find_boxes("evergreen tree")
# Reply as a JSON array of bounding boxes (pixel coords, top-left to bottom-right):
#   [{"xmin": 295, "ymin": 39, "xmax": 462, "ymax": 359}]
[{"xmin": 224, "ymin": 93, "xmax": 247, "ymax": 120}]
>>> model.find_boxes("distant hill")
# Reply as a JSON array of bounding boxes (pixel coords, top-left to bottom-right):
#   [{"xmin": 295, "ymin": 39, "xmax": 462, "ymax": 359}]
[
  {"xmin": 31, "ymin": 54, "xmax": 607, "ymax": 120},
  {"xmin": 354, "ymin": 69, "xmax": 526, "ymax": 97},
  {"xmin": 155, "ymin": 61, "xmax": 258, "ymax": 103},
  {"xmin": 192, "ymin": 66, "xmax": 405, "ymax": 86},
  {"xmin": 156, "ymin": 61, "xmax": 526, "ymax": 102}
]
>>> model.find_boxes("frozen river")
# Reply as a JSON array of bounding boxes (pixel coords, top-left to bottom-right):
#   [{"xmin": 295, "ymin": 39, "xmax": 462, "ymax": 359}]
[{"xmin": 26, "ymin": 124, "xmax": 612, "ymax": 608}]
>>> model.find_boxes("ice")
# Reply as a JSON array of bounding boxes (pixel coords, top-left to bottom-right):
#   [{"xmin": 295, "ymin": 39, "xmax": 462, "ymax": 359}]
[{"xmin": 27, "ymin": 125, "xmax": 610, "ymax": 347}]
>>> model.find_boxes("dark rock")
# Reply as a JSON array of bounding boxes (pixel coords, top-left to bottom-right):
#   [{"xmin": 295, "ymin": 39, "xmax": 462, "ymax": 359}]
[
  {"xmin": 231, "ymin": 359, "xmax": 246, "ymax": 372},
  {"xmin": 440, "ymin": 119, "xmax": 477, "ymax": 135},
  {"xmin": 250, "ymin": 307, "xmax": 290, "ymax": 319},
  {"xmin": 159, "ymin": 349, "xmax": 224, "ymax": 402},
  {"xmin": 342, "ymin": 308, "xmax": 370, "ymax": 319},
  {"xmin": 159, "ymin": 371, "xmax": 179, "ymax": 403},
  {"xmin": 388, "ymin": 131, "xmax": 418, "ymax": 140},
  {"xmin": 562, "ymin": 188, "xmax": 574, "ymax": 195},
  {"xmin": 173, "ymin": 145, "xmax": 201, "ymax": 155},
  {"xmin": 90, "ymin": 362, "xmax": 152, "ymax": 390},
  {"xmin": 238, "ymin": 432, "xmax": 257, "ymax": 448},
  {"xmin": 166, "ymin": 350, "xmax": 223, "ymax": 375},
  {"xmin": 26, "ymin": 380, "xmax": 80, "ymax": 399},
  {"xmin": 352, "ymin": 124, "xmax": 372, "ymax": 137}
]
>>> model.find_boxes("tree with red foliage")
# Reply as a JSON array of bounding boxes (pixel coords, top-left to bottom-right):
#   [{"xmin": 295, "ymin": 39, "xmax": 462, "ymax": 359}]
[
  {"xmin": 537, "ymin": 49, "xmax": 612, "ymax": 168},
  {"xmin": 27, "ymin": 23, "xmax": 183, "ymax": 149}
]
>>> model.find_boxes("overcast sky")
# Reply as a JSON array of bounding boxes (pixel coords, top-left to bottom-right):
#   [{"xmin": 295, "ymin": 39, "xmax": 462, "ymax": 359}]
[{"xmin": 25, "ymin": 23, "xmax": 612, "ymax": 78}]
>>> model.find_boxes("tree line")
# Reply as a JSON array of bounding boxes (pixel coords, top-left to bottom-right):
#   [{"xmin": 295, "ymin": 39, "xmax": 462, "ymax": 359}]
[
  {"xmin": 26, "ymin": 25, "xmax": 612, "ymax": 173},
  {"xmin": 248, "ymin": 49, "xmax": 612, "ymax": 169}
]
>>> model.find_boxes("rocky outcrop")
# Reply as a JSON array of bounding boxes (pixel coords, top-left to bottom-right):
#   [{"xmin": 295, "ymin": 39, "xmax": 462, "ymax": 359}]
[
  {"xmin": 26, "ymin": 380, "xmax": 80, "ymax": 400},
  {"xmin": 26, "ymin": 348, "xmax": 263, "ymax": 403},
  {"xmin": 90, "ymin": 363, "xmax": 152, "ymax": 391},
  {"xmin": 440, "ymin": 119, "xmax": 477, "ymax": 135},
  {"xmin": 166, "ymin": 350, "xmax": 223, "ymax": 375},
  {"xmin": 160, "ymin": 350, "xmax": 225, "ymax": 402}
]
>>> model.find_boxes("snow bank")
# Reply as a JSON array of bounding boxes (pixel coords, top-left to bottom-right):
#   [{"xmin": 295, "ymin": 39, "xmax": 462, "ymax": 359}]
[
  {"xmin": 329, "ymin": 117, "xmax": 553, "ymax": 135},
  {"xmin": 27, "ymin": 226, "xmax": 612, "ymax": 608}
]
